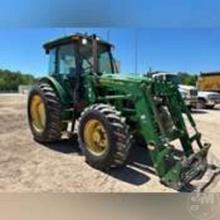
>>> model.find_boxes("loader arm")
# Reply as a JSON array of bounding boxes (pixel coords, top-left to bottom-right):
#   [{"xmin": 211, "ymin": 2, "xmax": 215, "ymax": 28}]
[{"xmin": 90, "ymin": 75, "xmax": 210, "ymax": 190}]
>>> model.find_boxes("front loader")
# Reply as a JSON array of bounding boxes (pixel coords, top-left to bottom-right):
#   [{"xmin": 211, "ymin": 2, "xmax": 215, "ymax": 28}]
[{"xmin": 27, "ymin": 33, "xmax": 210, "ymax": 190}]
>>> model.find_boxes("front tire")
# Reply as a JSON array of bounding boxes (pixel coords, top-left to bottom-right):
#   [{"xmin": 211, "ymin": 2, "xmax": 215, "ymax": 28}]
[
  {"xmin": 78, "ymin": 104, "xmax": 132, "ymax": 170},
  {"xmin": 198, "ymin": 98, "xmax": 206, "ymax": 109},
  {"xmin": 27, "ymin": 82, "xmax": 63, "ymax": 143}
]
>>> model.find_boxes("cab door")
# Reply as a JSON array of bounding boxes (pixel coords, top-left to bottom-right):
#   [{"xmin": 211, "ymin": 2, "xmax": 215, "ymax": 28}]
[
  {"xmin": 57, "ymin": 44, "xmax": 77, "ymax": 96},
  {"xmin": 48, "ymin": 44, "xmax": 78, "ymax": 104}
]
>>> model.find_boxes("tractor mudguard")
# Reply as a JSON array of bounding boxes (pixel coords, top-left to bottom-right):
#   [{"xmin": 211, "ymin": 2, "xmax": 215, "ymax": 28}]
[
  {"xmin": 39, "ymin": 76, "xmax": 71, "ymax": 106},
  {"xmin": 39, "ymin": 76, "xmax": 73, "ymax": 121}
]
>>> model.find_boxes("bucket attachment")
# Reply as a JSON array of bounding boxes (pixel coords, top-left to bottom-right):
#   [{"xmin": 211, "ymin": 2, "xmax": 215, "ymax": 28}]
[
  {"xmin": 137, "ymin": 81, "xmax": 213, "ymax": 190},
  {"xmin": 160, "ymin": 144, "xmax": 210, "ymax": 190}
]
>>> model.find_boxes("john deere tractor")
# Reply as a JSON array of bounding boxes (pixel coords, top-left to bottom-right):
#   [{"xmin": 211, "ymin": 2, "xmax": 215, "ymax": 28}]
[{"xmin": 28, "ymin": 33, "xmax": 210, "ymax": 190}]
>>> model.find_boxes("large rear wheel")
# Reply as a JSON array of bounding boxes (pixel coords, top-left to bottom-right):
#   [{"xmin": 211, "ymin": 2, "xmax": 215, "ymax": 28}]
[
  {"xmin": 27, "ymin": 82, "xmax": 63, "ymax": 143},
  {"xmin": 78, "ymin": 104, "xmax": 132, "ymax": 170}
]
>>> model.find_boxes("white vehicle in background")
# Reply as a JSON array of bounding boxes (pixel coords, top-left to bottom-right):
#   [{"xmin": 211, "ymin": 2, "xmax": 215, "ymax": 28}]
[
  {"xmin": 197, "ymin": 91, "xmax": 220, "ymax": 109},
  {"xmin": 196, "ymin": 71, "xmax": 220, "ymax": 109},
  {"xmin": 151, "ymin": 72, "xmax": 198, "ymax": 109}
]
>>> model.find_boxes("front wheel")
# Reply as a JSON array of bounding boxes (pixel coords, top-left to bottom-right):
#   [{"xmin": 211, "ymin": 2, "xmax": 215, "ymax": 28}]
[
  {"xmin": 78, "ymin": 104, "xmax": 132, "ymax": 170},
  {"xmin": 197, "ymin": 99, "xmax": 206, "ymax": 109}
]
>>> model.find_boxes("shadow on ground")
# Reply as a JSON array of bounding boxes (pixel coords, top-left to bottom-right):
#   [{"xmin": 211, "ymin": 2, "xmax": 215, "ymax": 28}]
[
  {"xmin": 41, "ymin": 136, "xmax": 196, "ymax": 191},
  {"xmin": 42, "ymin": 137, "xmax": 153, "ymax": 185},
  {"xmin": 191, "ymin": 109, "xmax": 208, "ymax": 114},
  {"xmin": 191, "ymin": 106, "xmax": 220, "ymax": 114},
  {"xmin": 41, "ymin": 136, "xmax": 154, "ymax": 185},
  {"xmin": 208, "ymin": 106, "xmax": 220, "ymax": 111},
  {"xmin": 44, "ymin": 137, "xmax": 81, "ymax": 155},
  {"xmin": 106, "ymin": 145, "xmax": 155, "ymax": 185}
]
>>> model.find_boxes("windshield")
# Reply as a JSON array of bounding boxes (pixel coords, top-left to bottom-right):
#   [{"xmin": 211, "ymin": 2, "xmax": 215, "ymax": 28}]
[
  {"xmin": 98, "ymin": 45, "xmax": 114, "ymax": 73},
  {"xmin": 166, "ymin": 74, "xmax": 181, "ymax": 85},
  {"xmin": 79, "ymin": 42, "xmax": 115, "ymax": 74}
]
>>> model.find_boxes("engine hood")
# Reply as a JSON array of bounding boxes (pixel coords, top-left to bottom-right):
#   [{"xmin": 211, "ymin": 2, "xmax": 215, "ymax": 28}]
[
  {"xmin": 179, "ymin": 84, "xmax": 197, "ymax": 90},
  {"xmin": 98, "ymin": 73, "xmax": 153, "ymax": 83}
]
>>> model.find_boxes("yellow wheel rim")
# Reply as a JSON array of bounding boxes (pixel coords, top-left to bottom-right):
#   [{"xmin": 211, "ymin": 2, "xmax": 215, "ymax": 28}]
[
  {"xmin": 30, "ymin": 95, "xmax": 46, "ymax": 133},
  {"xmin": 83, "ymin": 119, "xmax": 108, "ymax": 155}
]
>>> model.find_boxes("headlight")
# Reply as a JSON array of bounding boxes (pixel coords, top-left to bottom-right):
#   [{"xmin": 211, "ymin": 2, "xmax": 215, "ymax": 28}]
[{"xmin": 82, "ymin": 38, "xmax": 88, "ymax": 45}]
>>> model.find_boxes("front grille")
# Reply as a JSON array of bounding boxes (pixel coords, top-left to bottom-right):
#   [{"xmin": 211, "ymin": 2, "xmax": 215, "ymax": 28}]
[{"xmin": 189, "ymin": 89, "xmax": 198, "ymax": 96}]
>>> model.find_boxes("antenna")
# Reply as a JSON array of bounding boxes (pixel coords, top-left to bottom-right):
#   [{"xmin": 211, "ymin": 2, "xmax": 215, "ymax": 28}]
[
  {"xmin": 63, "ymin": 28, "xmax": 68, "ymax": 36},
  {"xmin": 107, "ymin": 29, "xmax": 110, "ymax": 41},
  {"xmin": 135, "ymin": 30, "xmax": 138, "ymax": 74}
]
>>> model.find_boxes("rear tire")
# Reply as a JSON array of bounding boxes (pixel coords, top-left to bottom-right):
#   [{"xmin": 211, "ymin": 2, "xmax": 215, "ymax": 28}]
[
  {"xmin": 27, "ymin": 82, "xmax": 63, "ymax": 143},
  {"xmin": 78, "ymin": 104, "xmax": 132, "ymax": 170}
]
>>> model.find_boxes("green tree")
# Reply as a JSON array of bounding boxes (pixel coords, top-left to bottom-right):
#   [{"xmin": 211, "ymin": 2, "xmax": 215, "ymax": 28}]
[
  {"xmin": 177, "ymin": 72, "xmax": 198, "ymax": 86},
  {"xmin": 0, "ymin": 69, "xmax": 36, "ymax": 92}
]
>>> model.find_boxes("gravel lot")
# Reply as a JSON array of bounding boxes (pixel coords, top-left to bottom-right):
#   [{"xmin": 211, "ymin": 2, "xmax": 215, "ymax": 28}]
[{"xmin": 0, "ymin": 94, "xmax": 219, "ymax": 192}]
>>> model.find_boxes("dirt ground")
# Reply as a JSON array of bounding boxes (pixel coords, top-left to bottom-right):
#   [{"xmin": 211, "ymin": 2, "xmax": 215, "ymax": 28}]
[{"xmin": 0, "ymin": 93, "xmax": 220, "ymax": 192}]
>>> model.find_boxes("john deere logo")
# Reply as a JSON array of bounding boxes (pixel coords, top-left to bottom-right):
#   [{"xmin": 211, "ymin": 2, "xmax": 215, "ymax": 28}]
[{"xmin": 187, "ymin": 193, "xmax": 219, "ymax": 220}]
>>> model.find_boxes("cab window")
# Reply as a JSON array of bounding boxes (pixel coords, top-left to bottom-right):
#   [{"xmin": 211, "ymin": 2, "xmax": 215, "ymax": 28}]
[
  {"xmin": 98, "ymin": 49, "xmax": 113, "ymax": 73},
  {"xmin": 48, "ymin": 48, "xmax": 56, "ymax": 75},
  {"xmin": 58, "ymin": 44, "xmax": 76, "ymax": 75}
]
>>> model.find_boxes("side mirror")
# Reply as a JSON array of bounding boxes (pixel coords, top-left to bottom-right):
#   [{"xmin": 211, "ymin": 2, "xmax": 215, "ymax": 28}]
[{"xmin": 45, "ymin": 49, "xmax": 50, "ymax": 54}]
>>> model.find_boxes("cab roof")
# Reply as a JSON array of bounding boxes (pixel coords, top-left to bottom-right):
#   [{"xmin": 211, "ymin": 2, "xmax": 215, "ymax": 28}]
[{"xmin": 43, "ymin": 33, "xmax": 113, "ymax": 51}]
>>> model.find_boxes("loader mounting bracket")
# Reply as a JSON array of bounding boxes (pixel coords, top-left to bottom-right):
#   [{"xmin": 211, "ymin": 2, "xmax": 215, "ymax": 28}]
[{"xmin": 161, "ymin": 144, "xmax": 210, "ymax": 190}]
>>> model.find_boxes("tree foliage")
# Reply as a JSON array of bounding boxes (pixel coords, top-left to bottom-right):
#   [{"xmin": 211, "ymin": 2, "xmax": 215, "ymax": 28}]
[
  {"xmin": 0, "ymin": 69, "xmax": 36, "ymax": 91},
  {"xmin": 177, "ymin": 72, "xmax": 198, "ymax": 86}
]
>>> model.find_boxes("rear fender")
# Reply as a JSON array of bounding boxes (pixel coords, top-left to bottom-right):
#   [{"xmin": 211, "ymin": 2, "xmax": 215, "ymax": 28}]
[
  {"xmin": 39, "ymin": 76, "xmax": 71, "ymax": 106},
  {"xmin": 39, "ymin": 76, "xmax": 73, "ymax": 121}
]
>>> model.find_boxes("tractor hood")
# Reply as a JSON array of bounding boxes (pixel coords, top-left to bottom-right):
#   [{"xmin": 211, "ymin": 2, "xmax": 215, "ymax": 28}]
[{"xmin": 98, "ymin": 73, "xmax": 153, "ymax": 83}]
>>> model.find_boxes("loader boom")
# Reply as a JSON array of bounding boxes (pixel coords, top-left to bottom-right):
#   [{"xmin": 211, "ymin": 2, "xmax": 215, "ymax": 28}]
[{"xmin": 84, "ymin": 74, "xmax": 209, "ymax": 189}]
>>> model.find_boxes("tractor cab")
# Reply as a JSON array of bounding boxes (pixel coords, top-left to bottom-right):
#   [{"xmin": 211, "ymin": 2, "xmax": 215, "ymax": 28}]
[
  {"xmin": 43, "ymin": 33, "xmax": 117, "ymax": 79},
  {"xmin": 43, "ymin": 34, "xmax": 117, "ymax": 105}
]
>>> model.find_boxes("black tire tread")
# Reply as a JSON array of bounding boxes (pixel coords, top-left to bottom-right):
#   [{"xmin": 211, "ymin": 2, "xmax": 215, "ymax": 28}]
[
  {"xmin": 78, "ymin": 104, "xmax": 132, "ymax": 170},
  {"xmin": 28, "ymin": 82, "xmax": 62, "ymax": 143}
]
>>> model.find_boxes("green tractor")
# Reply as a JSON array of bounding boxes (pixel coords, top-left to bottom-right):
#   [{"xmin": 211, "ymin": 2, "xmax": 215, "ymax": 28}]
[{"xmin": 27, "ymin": 33, "xmax": 210, "ymax": 190}]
